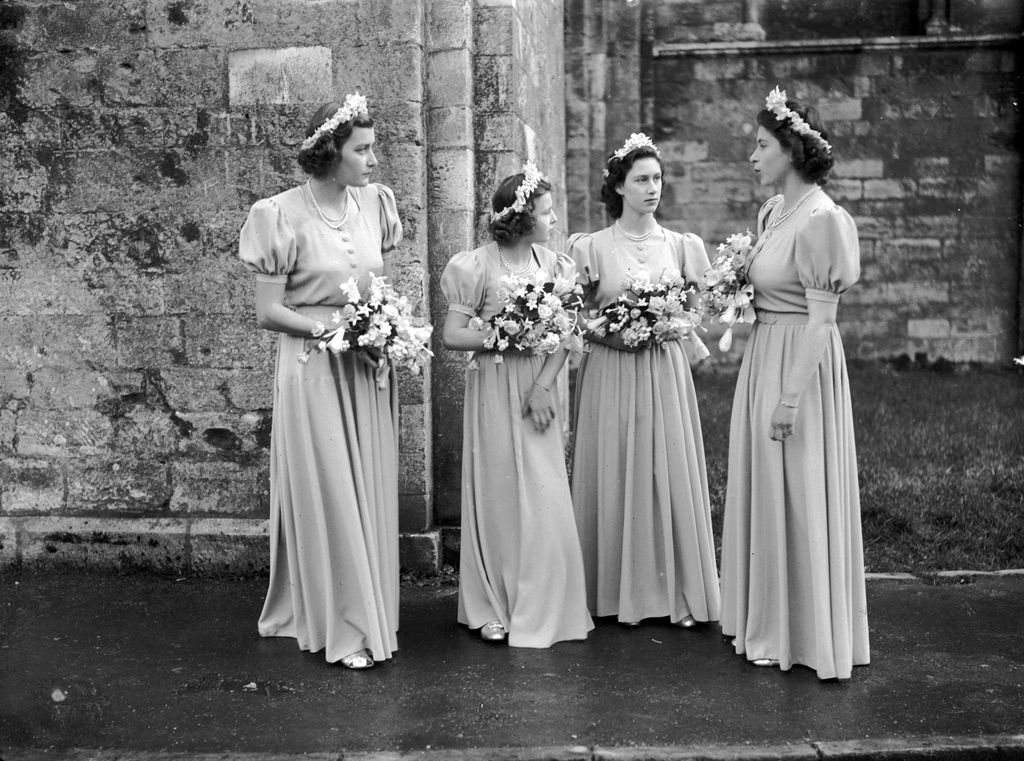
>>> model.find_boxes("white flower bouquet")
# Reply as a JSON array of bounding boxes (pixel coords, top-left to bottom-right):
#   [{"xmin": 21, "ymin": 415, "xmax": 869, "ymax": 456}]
[
  {"xmin": 470, "ymin": 272, "xmax": 584, "ymax": 364},
  {"xmin": 700, "ymin": 230, "xmax": 756, "ymax": 352},
  {"xmin": 588, "ymin": 272, "xmax": 707, "ymax": 356},
  {"xmin": 298, "ymin": 274, "xmax": 433, "ymax": 387}
]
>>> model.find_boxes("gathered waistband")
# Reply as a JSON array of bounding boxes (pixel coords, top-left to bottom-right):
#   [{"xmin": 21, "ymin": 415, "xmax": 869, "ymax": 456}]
[{"xmin": 755, "ymin": 310, "xmax": 808, "ymax": 326}]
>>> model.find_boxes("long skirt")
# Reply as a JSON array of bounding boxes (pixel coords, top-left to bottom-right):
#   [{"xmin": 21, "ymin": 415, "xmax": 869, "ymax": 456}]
[
  {"xmin": 570, "ymin": 341, "xmax": 720, "ymax": 624},
  {"xmin": 720, "ymin": 317, "xmax": 870, "ymax": 680},
  {"xmin": 258, "ymin": 319, "xmax": 399, "ymax": 663},
  {"xmin": 457, "ymin": 353, "xmax": 594, "ymax": 648}
]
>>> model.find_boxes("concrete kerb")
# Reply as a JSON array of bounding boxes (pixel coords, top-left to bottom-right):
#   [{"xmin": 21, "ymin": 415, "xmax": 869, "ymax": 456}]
[{"xmin": 6, "ymin": 736, "xmax": 1024, "ymax": 761}]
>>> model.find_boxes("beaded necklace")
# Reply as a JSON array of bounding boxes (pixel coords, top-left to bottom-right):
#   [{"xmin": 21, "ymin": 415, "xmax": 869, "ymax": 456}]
[{"xmin": 305, "ymin": 180, "xmax": 350, "ymax": 229}]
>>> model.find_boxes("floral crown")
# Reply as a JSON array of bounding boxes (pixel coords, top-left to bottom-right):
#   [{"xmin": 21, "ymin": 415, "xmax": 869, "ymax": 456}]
[
  {"xmin": 764, "ymin": 86, "xmax": 832, "ymax": 154},
  {"xmin": 491, "ymin": 160, "xmax": 548, "ymax": 221},
  {"xmin": 603, "ymin": 133, "xmax": 660, "ymax": 177},
  {"xmin": 300, "ymin": 92, "xmax": 370, "ymax": 151}
]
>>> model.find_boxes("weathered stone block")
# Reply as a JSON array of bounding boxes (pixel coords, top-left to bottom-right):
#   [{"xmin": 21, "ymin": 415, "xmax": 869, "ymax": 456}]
[
  {"xmin": 426, "ymin": 49, "xmax": 472, "ymax": 109},
  {"xmin": 427, "ymin": 107, "xmax": 473, "ymax": 149},
  {"xmin": 158, "ymin": 367, "xmax": 232, "ymax": 412},
  {"xmin": 228, "ymin": 47, "xmax": 334, "ymax": 107},
  {"xmin": 189, "ymin": 517, "xmax": 269, "ymax": 576},
  {"xmin": 170, "ymin": 461, "xmax": 264, "ymax": 515},
  {"xmin": 473, "ymin": 55, "xmax": 514, "ymax": 112},
  {"xmin": 0, "ymin": 517, "xmax": 17, "ymax": 566},
  {"xmin": 474, "ymin": 5, "xmax": 514, "ymax": 56},
  {"xmin": 399, "ymin": 530, "xmax": 440, "ymax": 575},
  {"xmin": 173, "ymin": 410, "xmax": 270, "ymax": 458},
  {"xmin": 113, "ymin": 315, "xmax": 184, "ymax": 368},
  {"xmin": 225, "ymin": 372, "xmax": 273, "ymax": 411},
  {"xmin": 15, "ymin": 408, "xmax": 114, "ymax": 458},
  {"xmin": 0, "ymin": 458, "xmax": 65, "ymax": 514},
  {"xmin": 863, "ymin": 179, "xmax": 915, "ymax": 200},
  {"xmin": 183, "ymin": 316, "xmax": 275, "ymax": 370},
  {"xmin": 18, "ymin": 516, "xmax": 188, "ymax": 572},
  {"xmin": 65, "ymin": 458, "xmax": 171, "ymax": 513},
  {"xmin": 428, "ymin": 0, "xmax": 472, "ymax": 51},
  {"xmin": 29, "ymin": 369, "xmax": 120, "ymax": 410},
  {"xmin": 907, "ymin": 318, "xmax": 951, "ymax": 339},
  {"xmin": 834, "ymin": 159, "xmax": 884, "ymax": 179},
  {"xmin": 0, "ymin": 315, "xmax": 116, "ymax": 370},
  {"xmin": 428, "ymin": 148, "xmax": 475, "ymax": 212}
]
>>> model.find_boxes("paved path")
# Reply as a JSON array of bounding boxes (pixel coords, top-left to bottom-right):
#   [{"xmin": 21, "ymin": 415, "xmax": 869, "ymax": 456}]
[{"xmin": 1, "ymin": 570, "xmax": 1022, "ymax": 759}]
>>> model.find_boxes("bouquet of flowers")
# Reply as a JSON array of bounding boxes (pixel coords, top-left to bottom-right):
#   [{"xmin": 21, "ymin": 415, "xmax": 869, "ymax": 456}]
[
  {"xmin": 700, "ymin": 230, "xmax": 756, "ymax": 352},
  {"xmin": 298, "ymin": 274, "xmax": 433, "ymax": 387},
  {"xmin": 588, "ymin": 272, "xmax": 708, "ymax": 357},
  {"xmin": 469, "ymin": 271, "xmax": 584, "ymax": 364}
]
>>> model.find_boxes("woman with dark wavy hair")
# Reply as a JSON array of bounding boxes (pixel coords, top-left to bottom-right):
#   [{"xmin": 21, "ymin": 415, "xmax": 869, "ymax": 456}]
[
  {"xmin": 238, "ymin": 93, "xmax": 403, "ymax": 670},
  {"xmin": 440, "ymin": 163, "xmax": 593, "ymax": 648},
  {"xmin": 568, "ymin": 133, "xmax": 720, "ymax": 631},
  {"xmin": 720, "ymin": 87, "xmax": 869, "ymax": 679}
]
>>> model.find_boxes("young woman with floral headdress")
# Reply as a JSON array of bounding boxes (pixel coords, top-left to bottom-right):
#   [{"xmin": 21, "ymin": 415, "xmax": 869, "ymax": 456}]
[
  {"xmin": 568, "ymin": 134, "xmax": 721, "ymax": 630},
  {"xmin": 440, "ymin": 163, "xmax": 593, "ymax": 648},
  {"xmin": 720, "ymin": 87, "xmax": 869, "ymax": 679},
  {"xmin": 238, "ymin": 93, "xmax": 403, "ymax": 669}
]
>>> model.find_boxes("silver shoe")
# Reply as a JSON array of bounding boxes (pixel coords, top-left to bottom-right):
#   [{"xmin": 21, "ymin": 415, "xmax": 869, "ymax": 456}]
[{"xmin": 480, "ymin": 621, "xmax": 507, "ymax": 642}]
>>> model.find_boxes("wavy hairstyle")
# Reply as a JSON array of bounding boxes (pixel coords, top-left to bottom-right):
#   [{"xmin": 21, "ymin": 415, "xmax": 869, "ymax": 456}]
[
  {"xmin": 600, "ymin": 146, "xmax": 663, "ymax": 219},
  {"xmin": 756, "ymin": 98, "xmax": 834, "ymax": 185},
  {"xmin": 296, "ymin": 101, "xmax": 375, "ymax": 178},
  {"xmin": 487, "ymin": 172, "xmax": 553, "ymax": 245}
]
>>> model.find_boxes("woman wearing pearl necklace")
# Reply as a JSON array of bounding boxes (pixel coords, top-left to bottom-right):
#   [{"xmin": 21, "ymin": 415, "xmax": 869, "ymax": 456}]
[
  {"xmin": 238, "ymin": 94, "xmax": 403, "ymax": 670},
  {"xmin": 720, "ymin": 87, "xmax": 869, "ymax": 680},
  {"xmin": 440, "ymin": 164, "xmax": 593, "ymax": 648},
  {"xmin": 568, "ymin": 134, "xmax": 721, "ymax": 630}
]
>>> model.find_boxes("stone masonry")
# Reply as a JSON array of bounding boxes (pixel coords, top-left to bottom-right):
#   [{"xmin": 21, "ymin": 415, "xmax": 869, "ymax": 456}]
[{"xmin": 564, "ymin": 0, "xmax": 1023, "ymax": 363}]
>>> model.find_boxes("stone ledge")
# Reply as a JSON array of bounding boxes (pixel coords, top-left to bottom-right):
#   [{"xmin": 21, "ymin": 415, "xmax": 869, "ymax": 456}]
[{"xmin": 0, "ymin": 516, "xmax": 441, "ymax": 576}]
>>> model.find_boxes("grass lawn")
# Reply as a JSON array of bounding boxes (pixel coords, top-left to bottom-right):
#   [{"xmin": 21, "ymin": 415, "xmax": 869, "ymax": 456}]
[{"xmin": 693, "ymin": 361, "xmax": 1024, "ymax": 573}]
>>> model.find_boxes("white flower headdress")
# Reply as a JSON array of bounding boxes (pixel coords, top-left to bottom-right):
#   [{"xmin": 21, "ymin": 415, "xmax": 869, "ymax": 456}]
[
  {"xmin": 300, "ymin": 92, "xmax": 370, "ymax": 151},
  {"xmin": 764, "ymin": 86, "xmax": 832, "ymax": 154},
  {"xmin": 491, "ymin": 160, "xmax": 548, "ymax": 221},
  {"xmin": 603, "ymin": 132, "xmax": 660, "ymax": 177}
]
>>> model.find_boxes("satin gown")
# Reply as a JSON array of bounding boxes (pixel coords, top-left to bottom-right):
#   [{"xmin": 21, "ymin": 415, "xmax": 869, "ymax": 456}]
[
  {"xmin": 239, "ymin": 182, "xmax": 403, "ymax": 663},
  {"xmin": 720, "ymin": 190, "xmax": 871, "ymax": 680}
]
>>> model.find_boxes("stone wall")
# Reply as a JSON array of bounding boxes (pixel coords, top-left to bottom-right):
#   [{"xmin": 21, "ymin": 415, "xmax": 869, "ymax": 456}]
[
  {"xmin": 0, "ymin": 0, "xmax": 436, "ymax": 572},
  {"xmin": 564, "ymin": 0, "xmax": 1023, "ymax": 363}
]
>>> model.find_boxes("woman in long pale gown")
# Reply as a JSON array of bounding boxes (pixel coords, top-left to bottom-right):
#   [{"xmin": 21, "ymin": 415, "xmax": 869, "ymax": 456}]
[
  {"xmin": 720, "ymin": 87, "xmax": 870, "ymax": 680},
  {"xmin": 239, "ymin": 93, "xmax": 403, "ymax": 669},
  {"xmin": 441, "ymin": 163, "xmax": 593, "ymax": 648},
  {"xmin": 569, "ymin": 134, "xmax": 720, "ymax": 628}
]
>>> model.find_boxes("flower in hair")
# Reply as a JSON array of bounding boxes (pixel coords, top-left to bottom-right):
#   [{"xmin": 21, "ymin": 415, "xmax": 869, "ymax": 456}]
[
  {"xmin": 301, "ymin": 92, "xmax": 370, "ymax": 151},
  {"xmin": 611, "ymin": 132, "xmax": 660, "ymax": 162},
  {"xmin": 764, "ymin": 86, "xmax": 832, "ymax": 154},
  {"xmin": 491, "ymin": 160, "xmax": 548, "ymax": 221}
]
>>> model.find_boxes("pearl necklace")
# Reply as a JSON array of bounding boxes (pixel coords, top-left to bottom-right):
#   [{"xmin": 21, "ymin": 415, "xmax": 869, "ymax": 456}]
[
  {"xmin": 767, "ymin": 187, "xmax": 819, "ymax": 231},
  {"xmin": 497, "ymin": 245, "xmax": 534, "ymax": 276},
  {"xmin": 306, "ymin": 180, "xmax": 350, "ymax": 229},
  {"xmin": 615, "ymin": 220, "xmax": 658, "ymax": 242}
]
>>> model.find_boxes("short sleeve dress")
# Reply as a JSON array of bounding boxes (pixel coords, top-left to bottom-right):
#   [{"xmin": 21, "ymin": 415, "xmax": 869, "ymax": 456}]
[
  {"xmin": 440, "ymin": 243, "xmax": 594, "ymax": 648},
  {"xmin": 239, "ymin": 182, "xmax": 403, "ymax": 664},
  {"xmin": 720, "ymin": 189, "xmax": 870, "ymax": 680},
  {"xmin": 568, "ymin": 225, "xmax": 721, "ymax": 625}
]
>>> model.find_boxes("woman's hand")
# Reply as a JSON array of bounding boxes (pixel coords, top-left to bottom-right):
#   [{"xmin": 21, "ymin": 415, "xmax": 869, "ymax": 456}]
[
  {"xmin": 769, "ymin": 402, "xmax": 798, "ymax": 442},
  {"xmin": 521, "ymin": 382, "xmax": 556, "ymax": 433}
]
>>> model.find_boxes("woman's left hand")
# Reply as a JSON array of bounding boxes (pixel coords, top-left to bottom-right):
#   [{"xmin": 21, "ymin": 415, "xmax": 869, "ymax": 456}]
[
  {"xmin": 522, "ymin": 382, "xmax": 555, "ymax": 433},
  {"xmin": 769, "ymin": 403, "xmax": 798, "ymax": 442}
]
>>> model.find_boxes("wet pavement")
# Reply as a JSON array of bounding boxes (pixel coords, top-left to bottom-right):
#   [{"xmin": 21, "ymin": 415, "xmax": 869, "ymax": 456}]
[{"xmin": 1, "ymin": 569, "xmax": 1023, "ymax": 760}]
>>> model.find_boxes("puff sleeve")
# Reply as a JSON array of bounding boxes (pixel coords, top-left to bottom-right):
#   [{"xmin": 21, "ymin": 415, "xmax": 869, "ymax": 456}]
[
  {"xmin": 375, "ymin": 184, "xmax": 403, "ymax": 253},
  {"xmin": 678, "ymin": 232, "xmax": 711, "ymax": 287},
  {"xmin": 238, "ymin": 198, "xmax": 297, "ymax": 283},
  {"xmin": 567, "ymin": 232, "xmax": 599, "ymax": 289},
  {"xmin": 794, "ymin": 205, "xmax": 861, "ymax": 305},
  {"xmin": 440, "ymin": 249, "xmax": 486, "ymax": 317}
]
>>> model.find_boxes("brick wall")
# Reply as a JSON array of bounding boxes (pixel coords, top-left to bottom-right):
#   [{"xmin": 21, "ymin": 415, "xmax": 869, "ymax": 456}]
[
  {"xmin": 564, "ymin": 0, "xmax": 1023, "ymax": 363},
  {"xmin": 0, "ymin": 0, "xmax": 435, "ymax": 572}
]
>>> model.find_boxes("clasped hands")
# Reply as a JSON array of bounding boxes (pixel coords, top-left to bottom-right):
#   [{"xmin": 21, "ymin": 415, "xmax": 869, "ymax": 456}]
[{"xmin": 521, "ymin": 382, "xmax": 555, "ymax": 433}]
